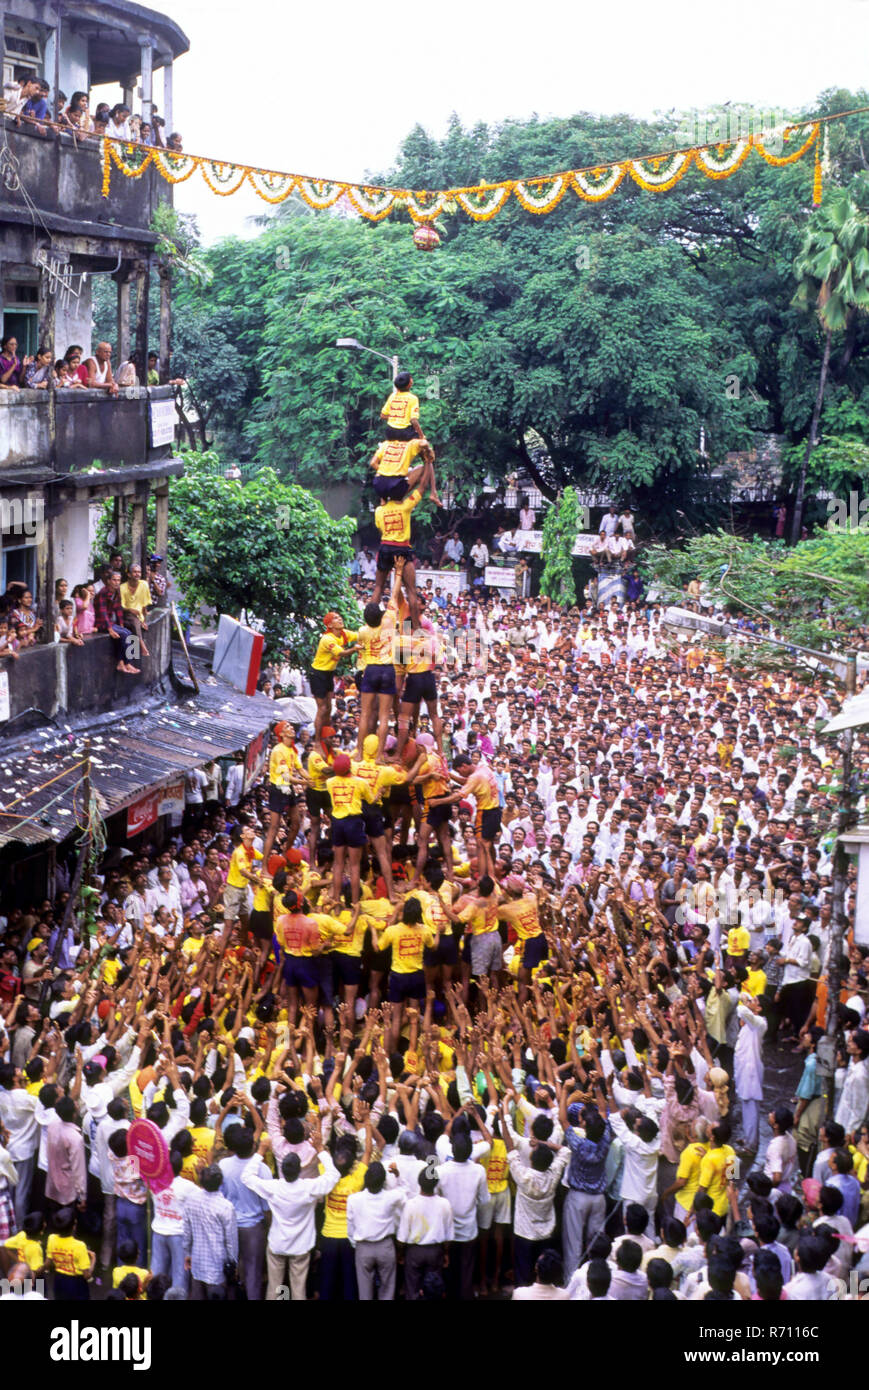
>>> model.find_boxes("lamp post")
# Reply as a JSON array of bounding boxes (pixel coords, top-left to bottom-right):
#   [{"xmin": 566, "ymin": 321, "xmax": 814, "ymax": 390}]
[{"xmin": 335, "ymin": 337, "xmax": 398, "ymax": 382}]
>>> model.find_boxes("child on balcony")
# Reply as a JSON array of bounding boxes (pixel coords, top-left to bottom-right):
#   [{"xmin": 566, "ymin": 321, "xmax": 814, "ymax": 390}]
[{"xmin": 0, "ymin": 618, "xmax": 19, "ymax": 660}]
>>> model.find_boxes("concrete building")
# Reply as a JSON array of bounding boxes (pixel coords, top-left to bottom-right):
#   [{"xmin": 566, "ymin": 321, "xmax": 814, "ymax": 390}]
[{"xmin": 0, "ymin": 5, "xmax": 275, "ymax": 901}]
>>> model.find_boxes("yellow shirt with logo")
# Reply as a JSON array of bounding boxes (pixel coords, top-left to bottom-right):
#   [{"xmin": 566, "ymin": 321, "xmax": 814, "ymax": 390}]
[
  {"xmin": 326, "ymin": 773, "xmax": 376, "ymax": 819},
  {"xmin": 47, "ymin": 1234, "xmax": 90, "ymax": 1276},
  {"xmin": 350, "ymin": 757, "xmax": 406, "ymax": 806},
  {"xmin": 380, "ymin": 389, "xmax": 419, "ymax": 430},
  {"xmin": 674, "ymin": 1140, "xmax": 707, "ymax": 1215},
  {"xmin": 373, "ymin": 437, "xmax": 422, "ymax": 478},
  {"xmin": 322, "ymin": 1162, "xmax": 367, "ymax": 1238},
  {"xmin": 498, "ymin": 897, "xmax": 542, "ymax": 941},
  {"xmin": 465, "ymin": 768, "xmax": 499, "ymax": 811},
  {"xmin": 375, "ymin": 489, "xmax": 422, "ymax": 547},
  {"xmin": 270, "ymin": 743, "xmax": 302, "ymax": 789},
  {"xmin": 227, "ymin": 844, "xmax": 259, "ymax": 890},
  {"xmin": 458, "ymin": 895, "xmax": 500, "ymax": 937},
  {"xmin": 378, "ymin": 921, "xmax": 437, "ymax": 973},
  {"xmin": 699, "ymin": 1144, "xmax": 737, "ymax": 1217},
  {"xmin": 307, "ymin": 749, "xmax": 333, "ymax": 792}
]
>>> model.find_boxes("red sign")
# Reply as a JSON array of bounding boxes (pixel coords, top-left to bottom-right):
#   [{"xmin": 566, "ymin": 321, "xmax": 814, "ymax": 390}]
[
  {"xmin": 126, "ymin": 790, "xmax": 161, "ymax": 837},
  {"xmin": 127, "ymin": 1118, "xmax": 172, "ymax": 1194}
]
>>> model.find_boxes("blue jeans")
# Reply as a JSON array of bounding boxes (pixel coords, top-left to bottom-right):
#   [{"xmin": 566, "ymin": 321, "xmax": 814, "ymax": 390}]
[
  {"xmin": 116, "ymin": 1196, "xmax": 148, "ymax": 1266},
  {"xmin": 151, "ymin": 1231, "xmax": 186, "ymax": 1290}
]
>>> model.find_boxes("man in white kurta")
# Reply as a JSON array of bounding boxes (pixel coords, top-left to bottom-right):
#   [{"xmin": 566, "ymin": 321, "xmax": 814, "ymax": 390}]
[{"xmin": 734, "ymin": 994, "xmax": 767, "ymax": 1155}]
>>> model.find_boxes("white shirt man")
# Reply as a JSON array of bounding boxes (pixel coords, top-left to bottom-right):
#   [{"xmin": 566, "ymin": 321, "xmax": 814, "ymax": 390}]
[{"xmin": 469, "ymin": 542, "xmax": 489, "ymax": 574}]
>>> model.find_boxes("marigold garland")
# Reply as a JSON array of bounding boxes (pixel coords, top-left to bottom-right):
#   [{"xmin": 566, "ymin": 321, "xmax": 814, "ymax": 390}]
[{"xmin": 98, "ymin": 119, "xmax": 827, "ymax": 224}]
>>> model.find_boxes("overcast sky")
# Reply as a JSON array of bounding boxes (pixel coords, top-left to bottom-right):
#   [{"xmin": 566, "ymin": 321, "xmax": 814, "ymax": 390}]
[{"xmin": 101, "ymin": 0, "xmax": 869, "ymax": 244}]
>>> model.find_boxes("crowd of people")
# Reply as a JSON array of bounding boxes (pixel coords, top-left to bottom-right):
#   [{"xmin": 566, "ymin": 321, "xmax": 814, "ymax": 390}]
[
  {"xmin": 0, "ymin": 336, "xmax": 178, "ymax": 394},
  {"xmin": 2, "ymin": 75, "xmax": 183, "ymax": 152},
  {"xmin": 0, "ymin": 553, "xmax": 168, "ymax": 671},
  {"xmin": 0, "ymin": 374, "xmax": 868, "ymax": 1307}
]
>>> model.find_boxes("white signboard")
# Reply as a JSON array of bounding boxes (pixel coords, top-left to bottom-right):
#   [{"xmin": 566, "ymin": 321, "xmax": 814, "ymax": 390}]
[
  {"xmin": 150, "ymin": 398, "xmax": 177, "ymax": 448},
  {"xmin": 485, "ymin": 565, "xmax": 516, "ymax": 588},
  {"xmin": 415, "ymin": 568, "xmax": 467, "ymax": 598},
  {"xmin": 0, "ymin": 670, "xmax": 8, "ymax": 722},
  {"xmin": 513, "ymin": 530, "xmax": 543, "ymax": 553},
  {"xmin": 157, "ymin": 780, "xmax": 186, "ymax": 817},
  {"xmin": 571, "ymin": 534, "xmax": 600, "ymax": 556}
]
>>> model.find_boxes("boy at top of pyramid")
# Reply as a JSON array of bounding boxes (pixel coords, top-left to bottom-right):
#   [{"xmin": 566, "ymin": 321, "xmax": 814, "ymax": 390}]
[{"xmin": 381, "ymin": 369, "xmax": 422, "ymax": 441}]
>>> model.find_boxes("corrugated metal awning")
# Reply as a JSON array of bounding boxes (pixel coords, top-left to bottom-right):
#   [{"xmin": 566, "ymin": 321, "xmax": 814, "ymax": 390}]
[{"xmin": 0, "ymin": 683, "xmax": 276, "ymax": 849}]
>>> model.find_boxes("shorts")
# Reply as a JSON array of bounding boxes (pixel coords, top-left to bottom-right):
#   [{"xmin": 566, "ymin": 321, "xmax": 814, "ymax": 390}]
[
  {"xmin": 469, "ymin": 931, "xmax": 502, "ymax": 977},
  {"xmin": 333, "ymin": 953, "xmax": 363, "ymax": 987},
  {"xmin": 248, "ymin": 909, "xmax": 273, "ymax": 943},
  {"xmin": 423, "ymin": 933, "xmax": 458, "ymax": 969},
  {"xmin": 361, "ymin": 803, "xmax": 386, "ymax": 840},
  {"xmin": 377, "ymin": 544, "xmax": 413, "ymax": 573},
  {"xmin": 315, "ymin": 954, "xmax": 334, "ymax": 997},
  {"xmin": 478, "ymin": 1188, "xmax": 512, "ymax": 1230},
  {"xmin": 422, "ymin": 800, "xmax": 452, "ymax": 829},
  {"xmin": 475, "ymin": 806, "xmax": 502, "ymax": 843},
  {"xmin": 331, "ymin": 814, "xmax": 367, "ymax": 849},
  {"xmin": 368, "ymin": 946, "xmax": 391, "ymax": 975},
  {"xmin": 305, "ymin": 787, "xmax": 331, "ymax": 818},
  {"xmin": 373, "ymin": 474, "xmax": 410, "ymax": 500},
  {"xmin": 308, "ymin": 668, "xmax": 334, "ymax": 700},
  {"xmin": 385, "ymin": 424, "xmax": 417, "ymax": 441},
  {"xmin": 361, "ymin": 662, "xmax": 397, "ymax": 696},
  {"xmin": 268, "ymin": 785, "xmax": 297, "ymax": 815},
  {"xmin": 222, "ymin": 883, "xmax": 249, "ymax": 923},
  {"xmin": 388, "ymin": 969, "xmax": 426, "ymax": 1003},
  {"xmin": 282, "ymin": 955, "xmax": 319, "ymax": 991},
  {"xmin": 403, "ymin": 670, "xmax": 437, "ymax": 705},
  {"xmin": 522, "ymin": 935, "xmax": 549, "ymax": 970}
]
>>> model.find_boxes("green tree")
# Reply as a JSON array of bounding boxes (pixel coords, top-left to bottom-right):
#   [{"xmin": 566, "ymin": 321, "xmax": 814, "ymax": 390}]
[
  {"xmin": 167, "ymin": 449, "xmax": 359, "ymax": 659},
  {"xmin": 540, "ymin": 487, "xmax": 582, "ymax": 604},
  {"xmin": 791, "ymin": 178, "xmax": 869, "ymax": 540},
  {"xmin": 641, "ymin": 528, "xmax": 869, "ymax": 656}
]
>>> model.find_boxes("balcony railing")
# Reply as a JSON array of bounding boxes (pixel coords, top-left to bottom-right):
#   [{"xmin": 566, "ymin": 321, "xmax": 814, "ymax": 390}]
[
  {"xmin": 1, "ymin": 385, "xmax": 177, "ymax": 474},
  {"xmin": 0, "ymin": 117, "xmax": 169, "ymax": 236}
]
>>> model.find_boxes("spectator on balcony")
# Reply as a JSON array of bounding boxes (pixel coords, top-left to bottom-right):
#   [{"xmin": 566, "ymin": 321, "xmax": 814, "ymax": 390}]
[
  {"xmin": 95, "ymin": 103, "xmax": 111, "ymax": 125},
  {"xmin": 55, "ymin": 359, "xmax": 83, "ymax": 389},
  {"xmin": 21, "ymin": 80, "xmax": 50, "ymax": 133},
  {"xmin": 13, "ymin": 621, "xmax": 35, "ymax": 651},
  {"xmin": 93, "ymin": 571, "xmax": 138, "ymax": 676},
  {"xmin": 9, "ymin": 590, "xmax": 43, "ymax": 643},
  {"xmin": 151, "ymin": 115, "xmax": 166, "ymax": 149},
  {"xmin": 0, "ymin": 618, "xmax": 19, "ymax": 661},
  {"xmin": 0, "ymin": 336, "xmax": 23, "ymax": 390},
  {"xmin": 62, "ymin": 93, "xmax": 93, "ymax": 133},
  {"xmin": 84, "ymin": 343, "xmax": 119, "ymax": 397},
  {"xmin": 140, "ymin": 122, "xmax": 154, "ymax": 147},
  {"xmin": 22, "ymin": 345, "xmax": 52, "ymax": 390},
  {"xmin": 147, "ymin": 352, "xmax": 160, "ymax": 386},
  {"xmin": 64, "ymin": 347, "xmax": 90, "ymax": 387},
  {"xmin": 2, "ymin": 74, "xmax": 41, "ymax": 118},
  {"xmin": 116, "ymin": 352, "xmax": 140, "ymax": 388},
  {"xmin": 72, "ymin": 584, "xmax": 95, "ymax": 636},
  {"xmin": 120, "ymin": 564, "xmax": 152, "ymax": 660},
  {"xmin": 167, "ymin": 132, "xmax": 184, "ymax": 153},
  {"xmin": 56, "ymin": 601, "xmax": 84, "ymax": 647},
  {"xmin": 106, "ymin": 105, "xmax": 132, "ymax": 141},
  {"xmin": 54, "ymin": 578, "xmax": 70, "ymax": 625}
]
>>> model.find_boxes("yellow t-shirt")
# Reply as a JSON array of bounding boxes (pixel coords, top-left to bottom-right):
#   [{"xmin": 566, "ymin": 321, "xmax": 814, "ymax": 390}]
[
  {"xmin": 745, "ymin": 967, "xmax": 767, "ymax": 998},
  {"xmin": 332, "ymin": 909, "xmax": 369, "ymax": 958},
  {"xmin": 380, "ymin": 388, "xmax": 419, "ymax": 430},
  {"xmin": 406, "ymin": 628, "xmax": 437, "ymax": 675},
  {"xmin": 270, "ymin": 743, "xmax": 302, "ymax": 789},
  {"xmin": 418, "ymin": 752, "xmax": 450, "ymax": 802},
  {"xmin": 699, "ymin": 1144, "xmax": 737, "ymax": 1217},
  {"xmin": 373, "ymin": 437, "xmax": 421, "ymax": 478},
  {"xmin": 458, "ymin": 896, "xmax": 500, "ymax": 937},
  {"xmin": 312, "ymin": 630, "xmax": 357, "ymax": 672},
  {"xmin": 112, "ymin": 1263, "xmax": 149, "ymax": 1289},
  {"xmin": 350, "ymin": 757, "xmax": 406, "ymax": 805},
  {"xmin": 378, "ymin": 921, "xmax": 436, "ymax": 973},
  {"xmin": 180, "ymin": 935, "xmax": 205, "ymax": 960},
  {"xmin": 227, "ymin": 844, "xmax": 259, "ymax": 890},
  {"xmin": 674, "ymin": 1141, "xmax": 707, "ymax": 1214},
  {"xmin": 47, "ymin": 1234, "xmax": 90, "ymax": 1276},
  {"xmin": 119, "ymin": 580, "xmax": 152, "ymax": 617},
  {"xmin": 498, "ymin": 897, "xmax": 542, "ymax": 941},
  {"xmin": 322, "ymin": 1163, "xmax": 367, "ymax": 1238},
  {"xmin": 358, "ymin": 603, "xmax": 398, "ymax": 668},
  {"xmin": 307, "ymin": 749, "xmax": 334, "ymax": 792},
  {"xmin": 4, "ymin": 1231, "xmax": 43, "ymax": 1270},
  {"xmin": 406, "ymin": 884, "xmax": 452, "ymax": 934},
  {"xmin": 375, "ymin": 489, "xmax": 422, "ymax": 547},
  {"xmin": 483, "ymin": 1137, "xmax": 509, "ymax": 1194},
  {"xmin": 189, "ymin": 1125, "xmax": 216, "ymax": 1167},
  {"xmin": 465, "ymin": 768, "xmax": 500, "ymax": 811},
  {"xmin": 326, "ymin": 773, "xmax": 375, "ymax": 819}
]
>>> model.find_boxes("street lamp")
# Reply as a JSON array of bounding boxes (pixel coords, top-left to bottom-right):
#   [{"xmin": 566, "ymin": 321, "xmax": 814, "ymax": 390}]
[{"xmin": 336, "ymin": 338, "xmax": 399, "ymax": 381}]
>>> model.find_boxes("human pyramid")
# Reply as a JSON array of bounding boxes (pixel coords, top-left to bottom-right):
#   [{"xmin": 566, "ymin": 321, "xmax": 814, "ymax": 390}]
[{"xmin": 228, "ymin": 371, "xmax": 547, "ymax": 1055}]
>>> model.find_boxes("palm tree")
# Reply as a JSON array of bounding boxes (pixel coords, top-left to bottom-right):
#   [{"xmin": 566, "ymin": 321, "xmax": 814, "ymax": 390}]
[{"xmin": 791, "ymin": 181, "xmax": 869, "ymax": 543}]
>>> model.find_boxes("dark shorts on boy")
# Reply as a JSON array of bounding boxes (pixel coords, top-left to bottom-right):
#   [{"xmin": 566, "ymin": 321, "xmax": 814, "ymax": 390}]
[
  {"xmin": 373, "ymin": 474, "xmax": 410, "ymax": 500},
  {"xmin": 268, "ymin": 785, "xmax": 297, "ymax": 815},
  {"xmin": 308, "ymin": 668, "xmax": 334, "ymax": 699},
  {"xmin": 388, "ymin": 969, "xmax": 426, "ymax": 1002},
  {"xmin": 402, "ymin": 670, "xmax": 437, "ymax": 705},
  {"xmin": 475, "ymin": 806, "xmax": 502, "ymax": 843},
  {"xmin": 248, "ymin": 909, "xmax": 274, "ymax": 943},
  {"xmin": 376, "ymin": 544, "xmax": 414, "ymax": 573},
  {"xmin": 331, "ymin": 814, "xmax": 367, "ymax": 849},
  {"xmin": 361, "ymin": 802, "xmax": 387, "ymax": 840},
  {"xmin": 522, "ymin": 935, "xmax": 548, "ymax": 970},
  {"xmin": 305, "ymin": 787, "xmax": 331, "ymax": 818},
  {"xmin": 361, "ymin": 662, "xmax": 397, "ymax": 696}
]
